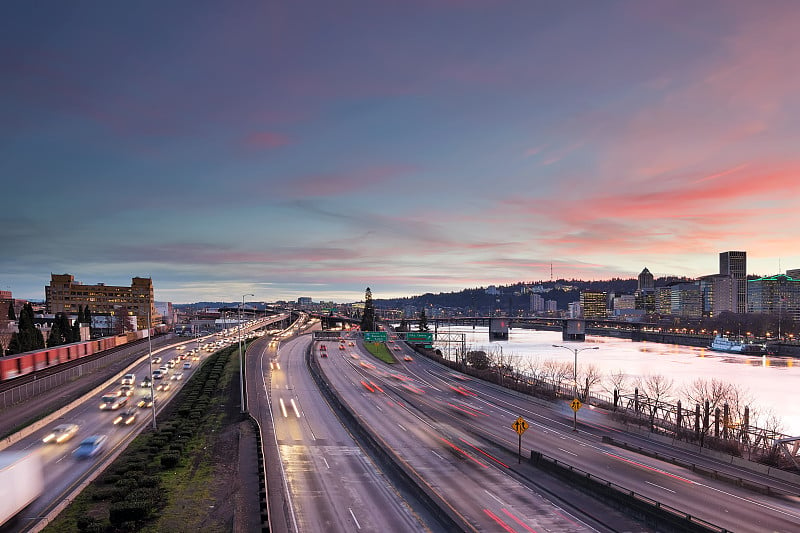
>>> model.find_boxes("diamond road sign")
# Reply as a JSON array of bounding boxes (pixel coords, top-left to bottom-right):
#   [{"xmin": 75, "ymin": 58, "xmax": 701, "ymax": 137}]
[{"xmin": 512, "ymin": 416, "xmax": 529, "ymax": 435}]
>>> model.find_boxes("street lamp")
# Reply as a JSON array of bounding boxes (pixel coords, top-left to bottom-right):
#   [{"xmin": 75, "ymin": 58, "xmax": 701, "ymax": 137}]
[
  {"xmin": 147, "ymin": 306, "xmax": 156, "ymax": 430},
  {"xmin": 240, "ymin": 293, "xmax": 254, "ymax": 413},
  {"xmin": 552, "ymin": 344, "xmax": 599, "ymax": 431}
]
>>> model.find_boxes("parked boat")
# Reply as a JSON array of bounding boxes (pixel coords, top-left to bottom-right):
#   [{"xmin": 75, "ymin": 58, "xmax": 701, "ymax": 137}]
[{"xmin": 709, "ymin": 335, "xmax": 767, "ymax": 355}]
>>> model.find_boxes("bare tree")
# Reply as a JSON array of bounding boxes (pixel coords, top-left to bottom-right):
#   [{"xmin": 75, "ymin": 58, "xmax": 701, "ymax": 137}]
[
  {"xmin": 603, "ymin": 369, "xmax": 629, "ymax": 395},
  {"xmin": 637, "ymin": 374, "xmax": 675, "ymax": 431},
  {"xmin": 542, "ymin": 360, "xmax": 573, "ymax": 396},
  {"xmin": 682, "ymin": 378, "xmax": 731, "ymax": 412},
  {"xmin": 578, "ymin": 363, "xmax": 603, "ymax": 401}
]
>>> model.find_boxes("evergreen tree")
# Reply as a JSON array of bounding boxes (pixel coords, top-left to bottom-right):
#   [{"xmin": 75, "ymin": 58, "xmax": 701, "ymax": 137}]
[
  {"xmin": 47, "ymin": 321, "xmax": 62, "ymax": 348},
  {"xmin": 360, "ymin": 287, "xmax": 376, "ymax": 331},
  {"xmin": 15, "ymin": 303, "xmax": 44, "ymax": 352},
  {"xmin": 7, "ymin": 333, "xmax": 21, "ymax": 355},
  {"xmin": 418, "ymin": 308, "xmax": 429, "ymax": 331},
  {"xmin": 72, "ymin": 313, "xmax": 81, "ymax": 342},
  {"xmin": 7, "ymin": 302, "xmax": 15, "ymax": 321}
]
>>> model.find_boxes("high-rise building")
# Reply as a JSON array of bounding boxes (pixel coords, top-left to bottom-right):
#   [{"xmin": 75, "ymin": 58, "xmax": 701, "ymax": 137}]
[
  {"xmin": 530, "ymin": 293, "xmax": 545, "ymax": 312},
  {"xmin": 638, "ymin": 267, "xmax": 654, "ymax": 292},
  {"xmin": 719, "ymin": 251, "xmax": 747, "ymax": 313},
  {"xmin": 669, "ymin": 282, "xmax": 703, "ymax": 317},
  {"xmin": 747, "ymin": 274, "xmax": 800, "ymax": 323},
  {"xmin": 579, "ymin": 291, "xmax": 607, "ymax": 319},
  {"xmin": 45, "ymin": 274, "xmax": 160, "ymax": 330},
  {"xmin": 698, "ymin": 274, "xmax": 736, "ymax": 317}
]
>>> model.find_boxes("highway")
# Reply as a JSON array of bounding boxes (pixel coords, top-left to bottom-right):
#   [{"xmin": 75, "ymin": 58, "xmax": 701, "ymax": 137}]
[
  {"xmin": 315, "ymin": 336, "xmax": 648, "ymax": 532},
  {"xmin": 0, "ymin": 335, "xmax": 221, "ymax": 532},
  {"xmin": 248, "ymin": 325, "xmax": 428, "ymax": 532},
  {"xmin": 317, "ymin": 334, "xmax": 800, "ymax": 532}
]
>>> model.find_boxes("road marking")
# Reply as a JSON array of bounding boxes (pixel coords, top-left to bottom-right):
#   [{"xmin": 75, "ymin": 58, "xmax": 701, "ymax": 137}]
[
  {"xmin": 431, "ymin": 450, "xmax": 445, "ymax": 460},
  {"xmin": 398, "ymin": 424, "xmax": 407, "ymax": 432},
  {"xmin": 646, "ymin": 481, "xmax": 675, "ymax": 493},
  {"xmin": 348, "ymin": 507, "xmax": 361, "ymax": 530},
  {"xmin": 558, "ymin": 447, "xmax": 578, "ymax": 457},
  {"xmin": 290, "ymin": 398, "xmax": 301, "ymax": 417},
  {"xmin": 484, "ymin": 490, "xmax": 505, "ymax": 505},
  {"xmin": 375, "ymin": 405, "xmax": 383, "ymax": 412},
  {"xmin": 322, "ymin": 457, "xmax": 330, "ymax": 469},
  {"xmin": 279, "ymin": 398, "xmax": 288, "ymax": 418}
]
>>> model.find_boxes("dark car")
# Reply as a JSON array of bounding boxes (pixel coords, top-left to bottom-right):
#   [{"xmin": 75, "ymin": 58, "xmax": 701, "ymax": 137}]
[{"xmin": 113, "ymin": 408, "xmax": 138, "ymax": 426}]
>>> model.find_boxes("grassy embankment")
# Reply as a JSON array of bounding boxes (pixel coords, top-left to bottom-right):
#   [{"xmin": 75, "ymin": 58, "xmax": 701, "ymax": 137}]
[
  {"xmin": 364, "ymin": 342, "xmax": 396, "ymax": 364},
  {"xmin": 43, "ymin": 342, "xmax": 250, "ymax": 533}
]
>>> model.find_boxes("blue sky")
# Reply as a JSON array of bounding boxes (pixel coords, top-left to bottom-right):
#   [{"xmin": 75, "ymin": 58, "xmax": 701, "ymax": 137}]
[{"xmin": 3, "ymin": 1, "xmax": 800, "ymax": 303}]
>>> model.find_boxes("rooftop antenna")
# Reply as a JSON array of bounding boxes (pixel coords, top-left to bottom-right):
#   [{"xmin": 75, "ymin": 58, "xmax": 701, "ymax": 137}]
[{"xmin": 550, "ymin": 262, "xmax": 553, "ymax": 282}]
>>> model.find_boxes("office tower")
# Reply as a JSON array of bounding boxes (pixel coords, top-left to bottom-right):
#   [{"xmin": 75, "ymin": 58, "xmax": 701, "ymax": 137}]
[
  {"xmin": 720, "ymin": 251, "xmax": 747, "ymax": 314},
  {"xmin": 638, "ymin": 267, "xmax": 654, "ymax": 292}
]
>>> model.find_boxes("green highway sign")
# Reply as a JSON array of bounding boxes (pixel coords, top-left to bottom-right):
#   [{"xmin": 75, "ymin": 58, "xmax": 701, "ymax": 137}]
[
  {"xmin": 364, "ymin": 332, "xmax": 388, "ymax": 342},
  {"xmin": 406, "ymin": 332, "xmax": 434, "ymax": 344}
]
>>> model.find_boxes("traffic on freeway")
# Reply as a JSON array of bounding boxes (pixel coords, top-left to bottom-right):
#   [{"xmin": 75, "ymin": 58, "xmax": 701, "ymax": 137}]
[{"xmin": 313, "ymin": 332, "xmax": 800, "ymax": 533}]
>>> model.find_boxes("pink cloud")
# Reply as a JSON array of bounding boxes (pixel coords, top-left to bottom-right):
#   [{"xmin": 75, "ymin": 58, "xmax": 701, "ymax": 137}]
[{"xmin": 242, "ymin": 131, "xmax": 291, "ymax": 149}]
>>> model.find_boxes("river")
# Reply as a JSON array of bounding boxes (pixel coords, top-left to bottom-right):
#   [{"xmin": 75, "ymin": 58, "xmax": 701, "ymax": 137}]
[{"xmin": 431, "ymin": 325, "xmax": 799, "ymax": 437}]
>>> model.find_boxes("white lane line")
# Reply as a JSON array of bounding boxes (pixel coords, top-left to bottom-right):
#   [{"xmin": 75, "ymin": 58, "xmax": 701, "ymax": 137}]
[
  {"xmin": 484, "ymin": 489, "xmax": 505, "ymax": 506},
  {"xmin": 397, "ymin": 424, "xmax": 407, "ymax": 432},
  {"xmin": 431, "ymin": 450, "xmax": 445, "ymax": 460},
  {"xmin": 322, "ymin": 457, "xmax": 330, "ymax": 469},
  {"xmin": 646, "ymin": 481, "xmax": 676, "ymax": 493},
  {"xmin": 348, "ymin": 507, "xmax": 362, "ymax": 530},
  {"xmin": 558, "ymin": 448, "xmax": 578, "ymax": 457},
  {"xmin": 279, "ymin": 398, "xmax": 288, "ymax": 418},
  {"xmin": 290, "ymin": 398, "xmax": 301, "ymax": 417},
  {"xmin": 375, "ymin": 405, "xmax": 383, "ymax": 412}
]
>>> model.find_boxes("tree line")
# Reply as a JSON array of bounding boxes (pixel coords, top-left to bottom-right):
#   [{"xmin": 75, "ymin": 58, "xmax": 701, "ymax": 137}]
[{"xmin": 3, "ymin": 304, "xmax": 92, "ymax": 356}]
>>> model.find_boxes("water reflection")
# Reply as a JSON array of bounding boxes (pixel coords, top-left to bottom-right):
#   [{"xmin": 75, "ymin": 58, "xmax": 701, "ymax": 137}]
[{"xmin": 434, "ymin": 326, "xmax": 800, "ymax": 436}]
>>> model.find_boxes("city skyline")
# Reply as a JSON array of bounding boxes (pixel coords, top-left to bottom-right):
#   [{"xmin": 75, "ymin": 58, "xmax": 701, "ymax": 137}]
[{"xmin": 4, "ymin": 2, "xmax": 800, "ymax": 304}]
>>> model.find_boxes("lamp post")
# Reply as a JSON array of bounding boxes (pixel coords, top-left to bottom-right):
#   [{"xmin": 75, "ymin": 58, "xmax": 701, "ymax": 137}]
[
  {"xmin": 240, "ymin": 293, "xmax": 254, "ymax": 414},
  {"xmin": 147, "ymin": 306, "xmax": 156, "ymax": 430},
  {"xmin": 552, "ymin": 344, "xmax": 599, "ymax": 431}
]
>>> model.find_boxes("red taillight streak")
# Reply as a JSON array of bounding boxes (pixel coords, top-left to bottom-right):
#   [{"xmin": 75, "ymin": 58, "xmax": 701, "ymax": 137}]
[
  {"xmin": 483, "ymin": 509, "xmax": 516, "ymax": 532},
  {"xmin": 459, "ymin": 439, "xmax": 510, "ymax": 468},
  {"xmin": 440, "ymin": 438, "xmax": 488, "ymax": 468},
  {"xmin": 605, "ymin": 452, "xmax": 693, "ymax": 483},
  {"xmin": 360, "ymin": 380, "xmax": 375, "ymax": 392},
  {"xmin": 501, "ymin": 508, "xmax": 537, "ymax": 532},
  {"xmin": 447, "ymin": 402, "xmax": 479, "ymax": 417},
  {"xmin": 370, "ymin": 382, "xmax": 384, "ymax": 393}
]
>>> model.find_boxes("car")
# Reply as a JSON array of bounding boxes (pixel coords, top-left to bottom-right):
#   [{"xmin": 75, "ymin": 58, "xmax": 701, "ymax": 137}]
[
  {"xmin": 170, "ymin": 372, "xmax": 183, "ymax": 381},
  {"xmin": 118, "ymin": 385, "xmax": 134, "ymax": 397},
  {"xmin": 348, "ymin": 341, "xmax": 355, "ymax": 346},
  {"xmin": 121, "ymin": 373, "xmax": 136, "ymax": 386},
  {"xmin": 140, "ymin": 377, "xmax": 152, "ymax": 388},
  {"xmin": 100, "ymin": 394, "xmax": 128, "ymax": 410},
  {"xmin": 156, "ymin": 381, "xmax": 171, "ymax": 392},
  {"xmin": 137, "ymin": 395, "xmax": 155, "ymax": 408},
  {"xmin": 42, "ymin": 423, "xmax": 80, "ymax": 444},
  {"xmin": 176, "ymin": 345, "xmax": 185, "ymax": 351},
  {"xmin": 152, "ymin": 370, "xmax": 164, "ymax": 380},
  {"xmin": 403, "ymin": 355, "xmax": 413, "ymax": 362},
  {"xmin": 320, "ymin": 344, "xmax": 327, "ymax": 351},
  {"xmin": 113, "ymin": 408, "xmax": 137, "ymax": 425},
  {"xmin": 191, "ymin": 354, "xmax": 201, "ymax": 361},
  {"xmin": 74, "ymin": 435, "xmax": 107, "ymax": 458},
  {"xmin": 320, "ymin": 351, "xmax": 328, "ymax": 358},
  {"xmin": 152, "ymin": 356, "xmax": 162, "ymax": 364},
  {"xmin": 182, "ymin": 361, "xmax": 192, "ymax": 370},
  {"xmin": 167, "ymin": 359, "xmax": 177, "ymax": 368},
  {"xmin": 339, "ymin": 344, "xmax": 345, "ymax": 350}
]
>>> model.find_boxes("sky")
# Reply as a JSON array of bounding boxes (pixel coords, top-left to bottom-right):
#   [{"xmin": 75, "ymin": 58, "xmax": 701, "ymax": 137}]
[{"xmin": 3, "ymin": 1, "xmax": 800, "ymax": 304}]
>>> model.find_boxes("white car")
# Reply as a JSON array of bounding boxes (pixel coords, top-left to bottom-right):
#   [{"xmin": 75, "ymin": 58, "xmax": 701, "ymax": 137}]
[
  {"xmin": 121, "ymin": 373, "xmax": 136, "ymax": 386},
  {"xmin": 43, "ymin": 423, "xmax": 80, "ymax": 444},
  {"xmin": 170, "ymin": 372, "xmax": 184, "ymax": 381}
]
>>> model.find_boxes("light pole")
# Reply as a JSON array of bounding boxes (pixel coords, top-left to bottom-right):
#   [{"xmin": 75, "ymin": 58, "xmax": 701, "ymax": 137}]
[
  {"xmin": 552, "ymin": 344, "xmax": 599, "ymax": 431},
  {"xmin": 240, "ymin": 293, "xmax": 254, "ymax": 414},
  {"xmin": 147, "ymin": 306, "xmax": 156, "ymax": 430}
]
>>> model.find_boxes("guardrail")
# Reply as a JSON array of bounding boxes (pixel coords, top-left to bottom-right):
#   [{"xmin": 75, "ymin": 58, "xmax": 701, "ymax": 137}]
[{"xmin": 530, "ymin": 450, "xmax": 729, "ymax": 533}]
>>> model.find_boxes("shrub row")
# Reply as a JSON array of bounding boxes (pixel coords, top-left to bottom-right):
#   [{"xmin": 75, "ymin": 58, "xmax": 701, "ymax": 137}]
[{"xmin": 74, "ymin": 344, "xmax": 240, "ymax": 532}]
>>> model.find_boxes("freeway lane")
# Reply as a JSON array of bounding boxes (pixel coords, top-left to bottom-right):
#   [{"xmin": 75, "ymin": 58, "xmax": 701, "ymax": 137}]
[
  {"xmin": 388, "ymin": 343, "xmax": 800, "ymax": 532},
  {"xmin": 249, "ymin": 332, "xmax": 427, "ymax": 533},
  {"xmin": 318, "ymin": 337, "xmax": 644, "ymax": 533},
  {"xmin": 0, "ymin": 335, "xmax": 221, "ymax": 533}
]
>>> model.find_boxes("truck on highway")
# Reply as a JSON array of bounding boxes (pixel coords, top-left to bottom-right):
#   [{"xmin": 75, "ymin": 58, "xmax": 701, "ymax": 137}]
[{"xmin": 0, "ymin": 451, "xmax": 44, "ymax": 526}]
